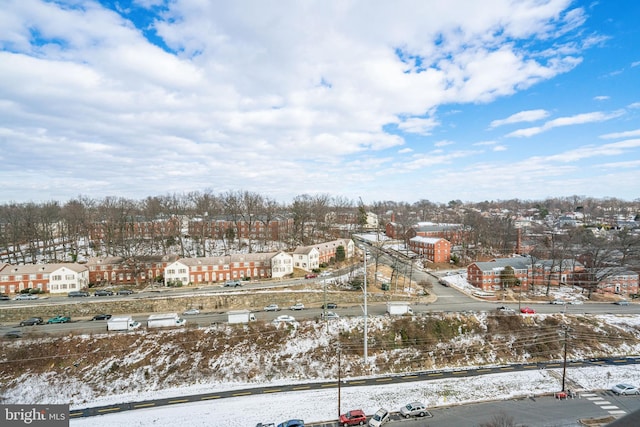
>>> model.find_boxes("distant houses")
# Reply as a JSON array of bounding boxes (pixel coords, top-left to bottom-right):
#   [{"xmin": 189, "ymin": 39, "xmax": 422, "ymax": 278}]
[{"xmin": 0, "ymin": 238, "xmax": 355, "ymax": 294}]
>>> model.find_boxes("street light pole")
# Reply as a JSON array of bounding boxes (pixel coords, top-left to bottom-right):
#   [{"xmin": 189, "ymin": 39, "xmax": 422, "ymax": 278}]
[{"xmin": 363, "ymin": 249, "xmax": 368, "ymax": 365}]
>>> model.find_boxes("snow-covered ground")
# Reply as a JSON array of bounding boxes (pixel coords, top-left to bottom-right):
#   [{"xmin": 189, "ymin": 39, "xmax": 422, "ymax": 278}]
[{"xmin": 67, "ymin": 364, "xmax": 640, "ymax": 427}]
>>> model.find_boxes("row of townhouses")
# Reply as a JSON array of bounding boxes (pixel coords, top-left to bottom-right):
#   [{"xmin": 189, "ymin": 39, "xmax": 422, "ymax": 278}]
[
  {"xmin": 0, "ymin": 239, "xmax": 354, "ymax": 295},
  {"xmin": 467, "ymin": 257, "xmax": 639, "ymax": 296}
]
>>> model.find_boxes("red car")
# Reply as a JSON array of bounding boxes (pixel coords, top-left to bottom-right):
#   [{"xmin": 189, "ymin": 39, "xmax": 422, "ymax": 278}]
[
  {"xmin": 339, "ymin": 409, "xmax": 367, "ymax": 426},
  {"xmin": 520, "ymin": 307, "xmax": 536, "ymax": 314},
  {"xmin": 304, "ymin": 273, "xmax": 317, "ymax": 279}
]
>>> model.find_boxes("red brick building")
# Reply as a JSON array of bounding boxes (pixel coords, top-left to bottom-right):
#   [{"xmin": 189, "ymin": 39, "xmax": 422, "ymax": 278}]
[
  {"xmin": 408, "ymin": 236, "xmax": 451, "ymax": 263},
  {"xmin": 85, "ymin": 255, "xmax": 178, "ymax": 286}
]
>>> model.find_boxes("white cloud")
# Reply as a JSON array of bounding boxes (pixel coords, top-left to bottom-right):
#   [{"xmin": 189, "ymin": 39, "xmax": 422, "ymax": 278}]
[
  {"xmin": 628, "ymin": 102, "xmax": 640, "ymax": 109},
  {"xmin": 434, "ymin": 140, "xmax": 454, "ymax": 147},
  {"xmin": 600, "ymin": 129, "xmax": 640, "ymax": 139},
  {"xmin": 593, "ymin": 95, "xmax": 609, "ymax": 101},
  {"xmin": 0, "ymin": 0, "xmax": 629, "ymax": 203},
  {"xmin": 493, "ymin": 145, "xmax": 507, "ymax": 151},
  {"xmin": 506, "ymin": 111, "xmax": 625, "ymax": 137},
  {"xmin": 489, "ymin": 109, "xmax": 550, "ymax": 128},
  {"xmin": 544, "ymin": 138, "xmax": 640, "ymax": 162}
]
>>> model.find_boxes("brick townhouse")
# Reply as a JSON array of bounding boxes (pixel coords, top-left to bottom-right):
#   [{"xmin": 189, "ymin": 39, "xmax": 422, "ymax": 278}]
[
  {"xmin": 466, "ymin": 257, "xmax": 530, "ymax": 292},
  {"xmin": 85, "ymin": 255, "xmax": 179, "ymax": 286},
  {"xmin": 188, "ymin": 215, "xmax": 294, "ymax": 242},
  {"xmin": 408, "ymin": 236, "xmax": 451, "ymax": 263},
  {"xmin": 164, "ymin": 251, "xmax": 293, "ymax": 286},
  {"xmin": 0, "ymin": 263, "xmax": 89, "ymax": 295}
]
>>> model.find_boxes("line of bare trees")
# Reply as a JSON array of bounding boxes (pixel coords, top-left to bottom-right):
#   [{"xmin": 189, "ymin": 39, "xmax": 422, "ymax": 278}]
[{"xmin": 0, "ymin": 192, "xmax": 638, "ymax": 271}]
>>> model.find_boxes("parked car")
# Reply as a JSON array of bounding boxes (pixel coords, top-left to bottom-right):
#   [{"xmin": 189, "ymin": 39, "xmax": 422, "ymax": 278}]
[
  {"xmin": 256, "ymin": 424, "xmax": 275, "ymax": 427},
  {"xmin": 273, "ymin": 315, "xmax": 296, "ymax": 324},
  {"xmin": 47, "ymin": 315, "xmax": 71, "ymax": 324},
  {"xmin": 117, "ymin": 289, "xmax": 134, "ymax": 295},
  {"xmin": 290, "ymin": 303, "xmax": 305, "ymax": 311},
  {"xmin": 321, "ymin": 311, "xmax": 339, "ymax": 319},
  {"xmin": 368, "ymin": 408, "xmax": 389, "ymax": 427},
  {"xmin": 339, "ymin": 409, "xmax": 367, "ymax": 426},
  {"xmin": 276, "ymin": 420, "xmax": 304, "ymax": 427},
  {"xmin": 224, "ymin": 280, "xmax": 242, "ymax": 287},
  {"xmin": 520, "ymin": 307, "xmax": 536, "ymax": 314},
  {"xmin": 92, "ymin": 314, "xmax": 112, "ymax": 321},
  {"xmin": 321, "ymin": 303, "xmax": 338, "ymax": 309},
  {"xmin": 612, "ymin": 383, "xmax": 639, "ymax": 395},
  {"xmin": 14, "ymin": 294, "xmax": 38, "ymax": 300},
  {"xmin": 94, "ymin": 290, "xmax": 114, "ymax": 297},
  {"xmin": 183, "ymin": 308, "xmax": 200, "ymax": 315},
  {"xmin": 615, "ymin": 300, "xmax": 630, "ymax": 306},
  {"xmin": 496, "ymin": 306, "xmax": 515, "ymax": 313},
  {"xmin": 68, "ymin": 291, "xmax": 90, "ymax": 297},
  {"xmin": 0, "ymin": 294, "xmax": 11, "ymax": 301},
  {"xmin": 568, "ymin": 300, "xmax": 584, "ymax": 305},
  {"xmin": 264, "ymin": 304, "xmax": 281, "ymax": 312},
  {"xmin": 4, "ymin": 329, "xmax": 23, "ymax": 339},
  {"xmin": 550, "ymin": 300, "xmax": 565, "ymax": 305},
  {"xmin": 20, "ymin": 317, "xmax": 43, "ymax": 326},
  {"xmin": 304, "ymin": 273, "xmax": 317, "ymax": 279},
  {"xmin": 400, "ymin": 401, "xmax": 428, "ymax": 418}
]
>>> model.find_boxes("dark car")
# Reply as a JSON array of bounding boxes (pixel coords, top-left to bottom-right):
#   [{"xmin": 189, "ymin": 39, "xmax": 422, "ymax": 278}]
[
  {"xmin": 68, "ymin": 291, "xmax": 90, "ymax": 297},
  {"xmin": 20, "ymin": 317, "xmax": 43, "ymax": 326},
  {"xmin": 117, "ymin": 289, "xmax": 134, "ymax": 295},
  {"xmin": 321, "ymin": 303, "xmax": 338, "ymax": 309},
  {"xmin": 277, "ymin": 420, "xmax": 304, "ymax": 427},
  {"xmin": 92, "ymin": 314, "xmax": 112, "ymax": 321},
  {"xmin": 4, "ymin": 330, "xmax": 23, "ymax": 339},
  {"xmin": 0, "ymin": 294, "xmax": 10, "ymax": 301},
  {"xmin": 94, "ymin": 290, "xmax": 114, "ymax": 297}
]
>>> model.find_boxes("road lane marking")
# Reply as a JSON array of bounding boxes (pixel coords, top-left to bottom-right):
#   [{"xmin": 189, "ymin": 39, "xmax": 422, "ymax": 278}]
[
  {"xmin": 350, "ymin": 380, "xmax": 366, "ymax": 385},
  {"xmin": 134, "ymin": 403, "xmax": 156, "ymax": 408},
  {"xmin": 321, "ymin": 383, "xmax": 337, "ymax": 388},
  {"xmin": 477, "ymin": 369, "xmax": 491, "ymax": 373},
  {"xmin": 200, "ymin": 396, "xmax": 221, "ymax": 400},
  {"xmin": 609, "ymin": 410, "xmax": 627, "ymax": 415},
  {"xmin": 601, "ymin": 406, "xmax": 619, "ymax": 409},
  {"xmin": 402, "ymin": 375, "xmax": 418, "ymax": 379},
  {"xmin": 262, "ymin": 389, "xmax": 282, "ymax": 393},
  {"xmin": 69, "ymin": 412, "xmax": 82, "ymax": 417},
  {"xmin": 593, "ymin": 400, "xmax": 612, "ymax": 405},
  {"xmin": 428, "ymin": 373, "xmax": 443, "ymax": 377},
  {"xmin": 293, "ymin": 386, "xmax": 310, "ymax": 390},
  {"xmin": 231, "ymin": 391, "xmax": 251, "ymax": 397},
  {"xmin": 97, "ymin": 407, "xmax": 121, "ymax": 413},
  {"xmin": 453, "ymin": 371, "xmax": 465, "ymax": 375},
  {"xmin": 168, "ymin": 399, "xmax": 189, "ymax": 404},
  {"xmin": 499, "ymin": 367, "xmax": 514, "ymax": 371},
  {"xmin": 375, "ymin": 378, "xmax": 392, "ymax": 382}
]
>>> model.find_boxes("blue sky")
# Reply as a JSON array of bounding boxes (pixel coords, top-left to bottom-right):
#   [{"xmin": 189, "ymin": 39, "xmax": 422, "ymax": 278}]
[{"xmin": 0, "ymin": 0, "xmax": 639, "ymax": 204}]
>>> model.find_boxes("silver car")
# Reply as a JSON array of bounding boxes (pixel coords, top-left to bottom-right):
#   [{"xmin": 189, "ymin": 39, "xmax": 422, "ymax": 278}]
[
  {"xmin": 612, "ymin": 383, "xmax": 639, "ymax": 395},
  {"xmin": 264, "ymin": 304, "xmax": 280, "ymax": 312},
  {"xmin": 368, "ymin": 408, "xmax": 389, "ymax": 426},
  {"xmin": 400, "ymin": 401, "xmax": 428, "ymax": 418}
]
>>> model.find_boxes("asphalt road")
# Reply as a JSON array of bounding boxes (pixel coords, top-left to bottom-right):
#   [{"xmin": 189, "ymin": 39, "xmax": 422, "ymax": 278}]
[{"xmin": 67, "ymin": 357, "xmax": 640, "ymax": 423}]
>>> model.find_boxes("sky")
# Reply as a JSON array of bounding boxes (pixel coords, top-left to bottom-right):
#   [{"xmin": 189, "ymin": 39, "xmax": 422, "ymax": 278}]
[{"xmin": 1, "ymin": 0, "xmax": 639, "ymax": 205}]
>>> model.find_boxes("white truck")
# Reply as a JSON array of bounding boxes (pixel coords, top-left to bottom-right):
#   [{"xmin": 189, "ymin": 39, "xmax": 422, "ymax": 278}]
[
  {"xmin": 227, "ymin": 310, "xmax": 256, "ymax": 324},
  {"xmin": 107, "ymin": 316, "xmax": 141, "ymax": 331},
  {"xmin": 147, "ymin": 313, "xmax": 186, "ymax": 329},
  {"xmin": 386, "ymin": 301, "xmax": 414, "ymax": 316}
]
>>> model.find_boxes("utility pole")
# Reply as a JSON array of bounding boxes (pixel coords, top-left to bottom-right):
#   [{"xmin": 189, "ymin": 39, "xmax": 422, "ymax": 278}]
[
  {"xmin": 562, "ymin": 326, "xmax": 568, "ymax": 392},
  {"xmin": 337, "ymin": 344, "xmax": 341, "ymax": 418},
  {"xmin": 363, "ymin": 248, "xmax": 368, "ymax": 365}
]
